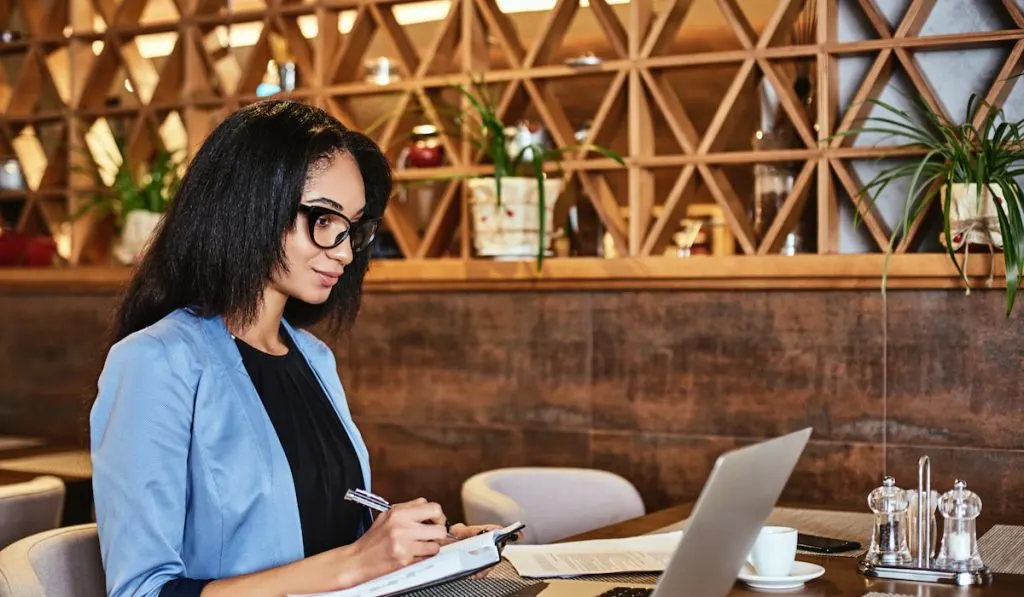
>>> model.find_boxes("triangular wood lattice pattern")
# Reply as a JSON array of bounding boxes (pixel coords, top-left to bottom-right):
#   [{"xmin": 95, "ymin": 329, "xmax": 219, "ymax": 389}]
[{"xmin": 0, "ymin": 0, "xmax": 1022, "ymax": 265}]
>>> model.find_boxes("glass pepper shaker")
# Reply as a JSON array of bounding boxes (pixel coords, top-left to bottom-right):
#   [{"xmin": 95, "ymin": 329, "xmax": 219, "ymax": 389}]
[
  {"xmin": 935, "ymin": 480, "xmax": 985, "ymax": 571},
  {"xmin": 867, "ymin": 476, "xmax": 912, "ymax": 565}
]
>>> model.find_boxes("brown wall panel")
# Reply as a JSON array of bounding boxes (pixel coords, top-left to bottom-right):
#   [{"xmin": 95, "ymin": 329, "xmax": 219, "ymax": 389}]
[
  {"xmin": 0, "ymin": 295, "xmax": 113, "ymax": 444},
  {"xmin": 0, "ymin": 287, "xmax": 1021, "ymax": 521},
  {"xmin": 589, "ymin": 292, "xmax": 887, "ymax": 442},
  {"xmin": 884, "ymin": 292, "xmax": 1024, "ymax": 450}
]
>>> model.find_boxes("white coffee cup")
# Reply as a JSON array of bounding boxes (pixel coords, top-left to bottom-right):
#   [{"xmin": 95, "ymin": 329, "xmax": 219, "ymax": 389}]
[{"xmin": 746, "ymin": 526, "xmax": 798, "ymax": 577}]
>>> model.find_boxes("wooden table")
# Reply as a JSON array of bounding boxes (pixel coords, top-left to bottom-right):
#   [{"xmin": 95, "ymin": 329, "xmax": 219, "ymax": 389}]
[
  {"xmin": 560, "ymin": 504, "xmax": 1024, "ymax": 596},
  {"xmin": 0, "ymin": 443, "xmax": 94, "ymax": 526}
]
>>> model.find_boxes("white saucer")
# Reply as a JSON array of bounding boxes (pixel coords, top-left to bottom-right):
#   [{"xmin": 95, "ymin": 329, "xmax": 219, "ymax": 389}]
[{"xmin": 738, "ymin": 561, "xmax": 825, "ymax": 590}]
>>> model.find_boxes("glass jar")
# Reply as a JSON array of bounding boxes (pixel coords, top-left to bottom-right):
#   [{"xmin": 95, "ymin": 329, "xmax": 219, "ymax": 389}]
[
  {"xmin": 867, "ymin": 476, "xmax": 912, "ymax": 565},
  {"xmin": 405, "ymin": 125, "xmax": 445, "ymax": 168},
  {"xmin": 278, "ymin": 61, "xmax": 297, "ymax": 92},
  {"xmin": 567, "ymin": 121, "xmax": 603, "ymax": 257},
  {"xmin": 0, "ymin": 159, "xmax": 23, "ymax": 190},
  {"xmin": 364, "ymin": 57, "xmax": 401, "ymax": 86},
  {"xmin": 395, "ymin": 125, "xmax": 445, "ymax": 233},
  {"xmin": 505, "ymin": 121, "xmax": 551, "ymax": 164},
  {"xmin": 935, "ymin": 480, "xmax": 985, "ymax": 571}
]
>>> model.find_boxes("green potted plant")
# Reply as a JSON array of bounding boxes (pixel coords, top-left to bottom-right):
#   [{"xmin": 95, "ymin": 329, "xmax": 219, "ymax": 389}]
[
  {"xmin": 73, "ymin": 141, "xmax": 184, "ymax": 265},
  {"xmin": 451, "ymin": 78, "xmax": 625, "ymax": 269},
  {"xmin": 838, "ymin": 92, "xmax": 1024, "ymax": 317}
]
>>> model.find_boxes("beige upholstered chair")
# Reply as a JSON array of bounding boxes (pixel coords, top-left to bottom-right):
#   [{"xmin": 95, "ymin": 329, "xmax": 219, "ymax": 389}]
[
  {"xmin": 0, "ymin": 476, "xmax": 65, "ymax": 550},
  {"xmin": 461, "ymin": 467, "xmax": 645, "ymax": 545},
  {"xmin": 0, "ymin": 524, "xmax": 105, "ymax": 597}
]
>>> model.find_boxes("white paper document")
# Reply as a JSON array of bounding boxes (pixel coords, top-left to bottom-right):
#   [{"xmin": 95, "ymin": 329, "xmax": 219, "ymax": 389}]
[
  {"xmin": 289, "ymin": 522, "xmax": 524, "ymax": 597},
  {"xmin": 502, "ymin": 531, "xmax": 683, "ymax": 578}
]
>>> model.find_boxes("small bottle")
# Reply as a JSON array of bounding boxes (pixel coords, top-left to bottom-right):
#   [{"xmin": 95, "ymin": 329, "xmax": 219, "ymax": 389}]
[
  {"xmin": 867, "ymin": 476, "xmax": 912, "ymax": 565},
  {"xmin": 279, "ymin": 61, "xmax": 297, "ymax": 92},
  {"xmin": 935, "ymin": 480, "xmax": 985, "ymax": 571},
  {"xmin": 567, "ymin": 121, "xmax": 603, "ymax": 257}
]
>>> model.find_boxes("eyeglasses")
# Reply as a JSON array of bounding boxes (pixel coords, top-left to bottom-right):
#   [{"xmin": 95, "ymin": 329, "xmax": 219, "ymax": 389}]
[{"xmin": 297, "ymin": 204, "xmax": 380, "ymax": 252}]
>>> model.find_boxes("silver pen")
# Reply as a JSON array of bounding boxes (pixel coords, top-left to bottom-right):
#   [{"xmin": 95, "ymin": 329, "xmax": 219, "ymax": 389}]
[{"xmin": 345, "ymin": 488, "xmax": 456, "ymax": 539}]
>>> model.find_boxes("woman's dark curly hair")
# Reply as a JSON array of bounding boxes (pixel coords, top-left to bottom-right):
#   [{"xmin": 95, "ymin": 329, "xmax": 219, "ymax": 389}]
[{"xmin": 111, "ymin": 99, "xmax": 391, "ymax": 343}]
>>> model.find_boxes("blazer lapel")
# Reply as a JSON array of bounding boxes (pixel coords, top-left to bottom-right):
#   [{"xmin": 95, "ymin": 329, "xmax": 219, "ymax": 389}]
[{"xmin": 198, "ymin": 315, "xmax": 276, "ymax": 466}]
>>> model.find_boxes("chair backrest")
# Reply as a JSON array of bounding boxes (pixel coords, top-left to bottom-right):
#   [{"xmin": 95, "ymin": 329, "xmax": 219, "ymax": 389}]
[
  {"xmin": 0, "ymin": 524, "xmax": 105, "ymax": 597},
  {"xmin": 0, "ymin": 476, "xmax": 65, "ymax": 551},
  {"xmin": 461, "ymin": 467, "xmax": 645, "ymax": 545}
]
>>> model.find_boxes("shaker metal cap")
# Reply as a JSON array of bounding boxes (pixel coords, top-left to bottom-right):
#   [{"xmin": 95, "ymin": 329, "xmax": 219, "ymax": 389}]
[
  {"xmin": 868, "ymin": 475, "xmax": 909, "ymax": 513},
  {"xmin": 939, "ymin": 479, "xmax": 982, "ymax": 520}
]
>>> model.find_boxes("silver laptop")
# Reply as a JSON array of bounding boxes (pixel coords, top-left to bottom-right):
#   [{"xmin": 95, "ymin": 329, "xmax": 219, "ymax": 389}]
[{"xmin": 515, "ymin": 427, "xmax": 812, "ymax": 597}]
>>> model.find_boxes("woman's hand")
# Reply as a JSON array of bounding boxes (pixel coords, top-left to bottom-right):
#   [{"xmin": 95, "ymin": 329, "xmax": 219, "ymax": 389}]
[
  {"xmin": 333, "ymin": 498, "xmax": 450, "ymax": 588},
  {"xmin": 444, "ymin": 523, "xmax": 504, "ymax": 543},
  {"xmin": 203, "ymin": 499, "xmax": 452, "ymax": 597}
]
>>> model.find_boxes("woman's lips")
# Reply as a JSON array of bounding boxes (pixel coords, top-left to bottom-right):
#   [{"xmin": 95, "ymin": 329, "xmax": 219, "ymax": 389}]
[{"xmin": 314, "ymin": 269, "xmax": 341, "ymax": 287}]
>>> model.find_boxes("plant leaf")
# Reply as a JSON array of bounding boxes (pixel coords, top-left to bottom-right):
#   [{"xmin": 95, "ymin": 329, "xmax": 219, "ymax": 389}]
[
  {"xmin": 527, "ymin": 145, "xmax": 547, "ymax": 272},
  {"xmin": 940, "ymin": 179, "xmax": 968, "ymax": 287}
]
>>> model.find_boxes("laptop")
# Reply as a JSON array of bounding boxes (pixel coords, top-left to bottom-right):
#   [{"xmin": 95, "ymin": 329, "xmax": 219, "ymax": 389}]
[{"xmin": 512, "ymin": 427, "xmax": 813, "ymax": 597}]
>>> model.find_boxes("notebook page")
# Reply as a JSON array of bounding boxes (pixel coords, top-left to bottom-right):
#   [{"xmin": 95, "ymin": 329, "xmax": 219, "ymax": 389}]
[{"xmin": 502, "ymin": 531, "xmax": 683, "ymax": 578}]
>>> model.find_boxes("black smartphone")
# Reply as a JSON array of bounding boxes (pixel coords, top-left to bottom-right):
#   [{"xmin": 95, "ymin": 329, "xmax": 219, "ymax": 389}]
[{"xmin": 797, "ymin": 533, "xmax": 861, "ymax": 554}]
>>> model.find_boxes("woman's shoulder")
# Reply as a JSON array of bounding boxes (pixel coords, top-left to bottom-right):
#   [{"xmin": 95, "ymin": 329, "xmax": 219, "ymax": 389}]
[
  {"xmin": 107, "ymin": 308, "xmax": 213, "ymax": 365},
  {"xmin": 96, "ymin": 310, "xmax": 210, "ymax": 414}
]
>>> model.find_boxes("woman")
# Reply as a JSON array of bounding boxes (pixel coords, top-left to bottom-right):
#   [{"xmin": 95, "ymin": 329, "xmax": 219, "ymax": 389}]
[{"xmin": 91, "ymin": 100, "xmax": 494, "ymax": 597}]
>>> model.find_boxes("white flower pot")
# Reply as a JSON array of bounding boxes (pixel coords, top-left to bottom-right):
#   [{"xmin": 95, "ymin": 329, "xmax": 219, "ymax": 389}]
[
  {"xmin": 468, "ymin": 176, "xmax": 563, "ymax": 258},
  {"xmin": 114, "ymin": 209, "xmax": 163, "ymax": 265},
  {"xmin": 944, "ymin": 182, "xmax": 1005, "ymax": 250}
]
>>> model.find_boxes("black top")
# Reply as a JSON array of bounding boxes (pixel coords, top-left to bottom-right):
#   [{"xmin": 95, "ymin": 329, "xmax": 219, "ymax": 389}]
[{"xmin": 160, "ymin": 327, "xmax": 367, "ymax": 597}]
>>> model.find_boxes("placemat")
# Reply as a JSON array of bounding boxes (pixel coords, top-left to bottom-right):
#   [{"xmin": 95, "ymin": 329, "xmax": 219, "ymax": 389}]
[
  {"xmin": 978, "ymin": 524, "xmax": 1024, "ymax": 575},
  {"xmin": 651, "ymin": 506, "xmax": 874, "ymax": 558},
  {"xmin": 402, "ymin": 561, "xmax": 660, "ymax": 597}
]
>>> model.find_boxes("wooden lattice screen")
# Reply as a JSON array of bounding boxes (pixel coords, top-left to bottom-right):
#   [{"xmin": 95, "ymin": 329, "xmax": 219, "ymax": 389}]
[{"xmin": 1, "ymin": 0, "xmax": 1022, "ymax": 272}]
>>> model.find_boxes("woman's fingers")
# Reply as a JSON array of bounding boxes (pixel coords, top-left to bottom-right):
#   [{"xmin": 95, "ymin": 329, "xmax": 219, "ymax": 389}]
[
  {"xmin": 411, "ymin": 520, "xmax": 449, "ymax": 543},
  {"xmin": 409, "ymin": 537, "xmax": 442, "ymax": 558},
  {"xmin": 384, "ymin": 501, "xmax": 450, "ymax": 546},
  {"xmin": 392, "ymin": 499, "xmax": 447, "ymax": 526},
  {"xmin": 448, "ymin": 523, "xmax": 505, "ymax": 539}
]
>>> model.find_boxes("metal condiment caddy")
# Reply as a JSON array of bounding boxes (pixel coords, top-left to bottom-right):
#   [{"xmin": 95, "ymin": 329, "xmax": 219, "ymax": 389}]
[{"xmin": 858, "ymin": 456, "xmax": 993, "ymax": 586}]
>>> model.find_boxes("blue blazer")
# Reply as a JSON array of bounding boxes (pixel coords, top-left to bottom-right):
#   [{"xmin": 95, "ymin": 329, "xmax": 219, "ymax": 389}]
[{"xmin": 90, "ymin": 308, "xmax": 372, "ymax": 597}]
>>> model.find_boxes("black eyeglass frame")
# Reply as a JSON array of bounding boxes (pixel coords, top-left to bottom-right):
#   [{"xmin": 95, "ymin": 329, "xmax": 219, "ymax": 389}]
[{"xmin": 296, "ymin": 204, "xmax": 380, "ymax": 252}]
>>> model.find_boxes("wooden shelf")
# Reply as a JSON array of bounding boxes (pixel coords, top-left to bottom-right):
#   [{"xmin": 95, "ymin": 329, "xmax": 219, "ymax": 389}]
[
  {"xmin": 391, "ymin": 146, "xmax": 930, "ymax": 180},
  {"xmin": 1, "ymin": 0, "xmax": 1022, "ymax": 281},
  {"xmin": 0, "ymin": 254, "xmax": 1007, "ymax": 294},
  {"xmin": 0, "ymin": 41, "xmax": 33, "ymax": 54}
]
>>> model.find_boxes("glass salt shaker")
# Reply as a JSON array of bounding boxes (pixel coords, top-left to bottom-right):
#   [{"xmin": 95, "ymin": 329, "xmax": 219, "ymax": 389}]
[
  {"xmin": 935, "ymin": 480, "xmax": 985, "ymax": 571},
  {"xmin": 867, "ymin": 476, "xmax": 912, "ymax": 565}
]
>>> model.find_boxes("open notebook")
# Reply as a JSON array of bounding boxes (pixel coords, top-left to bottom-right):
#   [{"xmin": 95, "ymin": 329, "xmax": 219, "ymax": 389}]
[{"xmin": 290, "ymin": 522, "xmax": 525, "ymax": 597}]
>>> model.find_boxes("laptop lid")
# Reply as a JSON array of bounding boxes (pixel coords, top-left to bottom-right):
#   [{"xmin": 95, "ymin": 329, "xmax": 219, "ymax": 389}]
[{"xmin": 651, "ymin": 427, "xmax": 812, "ymax": 597}]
